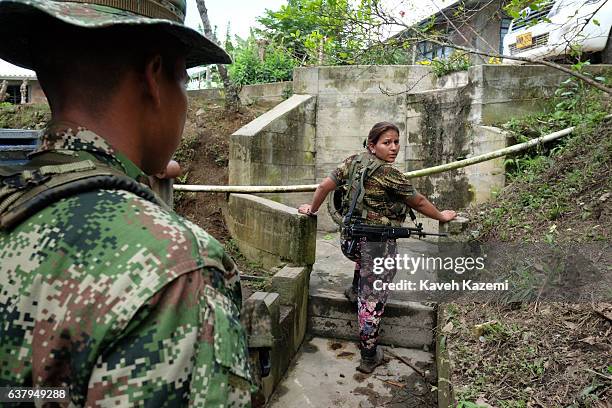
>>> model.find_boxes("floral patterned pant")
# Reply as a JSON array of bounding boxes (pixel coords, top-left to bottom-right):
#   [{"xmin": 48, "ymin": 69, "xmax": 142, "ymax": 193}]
[{"xmin": 349, "ymin": 237, "xmax": 397, "ymax": 353}]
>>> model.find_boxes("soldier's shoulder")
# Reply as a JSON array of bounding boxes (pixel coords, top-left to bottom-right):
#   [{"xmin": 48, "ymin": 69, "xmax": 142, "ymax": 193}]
[
  {"xmin": 375, "ymin": 161, "xmax": 402, "ymax": 175},
  {"xmin": 17, "ymin": 187, "xmax": 226, "ymax": 273}
]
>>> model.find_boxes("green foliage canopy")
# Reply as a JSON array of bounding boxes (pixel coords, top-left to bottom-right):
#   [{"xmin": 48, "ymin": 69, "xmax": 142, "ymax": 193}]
[
  {"xmin": 256, "ymin": 0, "xmax": 406, "ymax": 65},
  {"xmin": 227, "ymin": 35, "xmax": 298, "ymax": 85}
]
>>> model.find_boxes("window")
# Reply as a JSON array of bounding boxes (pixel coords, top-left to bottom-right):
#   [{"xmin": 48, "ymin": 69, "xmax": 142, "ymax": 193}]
[
  {"xmin": 5, "ymin": 84, "xmax": 21, "ymax": 104},
  {"xmin": 1, "ymin": 82, "xmax": 30, "ymax": 104},
  {"xmin": 416, "ymin": 42, "xmax": 452, "ymax": 61},
  {"xmin": 500, "ymin": 18, "xmax": 512, "ymax": 54}
]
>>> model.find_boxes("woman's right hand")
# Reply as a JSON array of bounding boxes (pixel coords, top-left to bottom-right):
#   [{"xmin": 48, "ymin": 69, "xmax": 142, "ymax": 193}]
[{"xmin": 298, "ymin": 204, "xmax": 315, "ymax": 216}]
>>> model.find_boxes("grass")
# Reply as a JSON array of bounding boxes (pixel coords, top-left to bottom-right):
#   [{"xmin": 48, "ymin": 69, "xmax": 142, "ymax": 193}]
[{"xmin": 467, "ymin": 69, "xmax": 611, "ymax": 245}]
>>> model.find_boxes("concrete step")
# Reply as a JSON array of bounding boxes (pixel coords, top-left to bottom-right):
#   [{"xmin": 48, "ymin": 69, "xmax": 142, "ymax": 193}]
[{"xmin": 308, "ymin": 289, "xmax": 436, "ymax": 349}]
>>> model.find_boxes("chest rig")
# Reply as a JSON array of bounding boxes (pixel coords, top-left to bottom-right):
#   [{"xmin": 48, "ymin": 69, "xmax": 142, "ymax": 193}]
[{"xmin": 0, "ymin": 150, "xmax": 167, "ymax": 231}]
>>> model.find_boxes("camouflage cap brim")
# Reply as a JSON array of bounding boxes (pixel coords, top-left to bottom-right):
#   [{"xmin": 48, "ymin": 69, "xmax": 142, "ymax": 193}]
[{"xmin": 0, "ymin": 0, "xmax": 231, "ymax": 69}]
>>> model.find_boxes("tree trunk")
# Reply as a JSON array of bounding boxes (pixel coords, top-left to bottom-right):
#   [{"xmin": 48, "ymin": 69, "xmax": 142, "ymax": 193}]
[
  {"xmin": 195, "ymin": 0, "xmax": 241, "ymax": 112},
  {"xmin": 0, "ymin": 80, "xmax": 7, "ymax": 102}
]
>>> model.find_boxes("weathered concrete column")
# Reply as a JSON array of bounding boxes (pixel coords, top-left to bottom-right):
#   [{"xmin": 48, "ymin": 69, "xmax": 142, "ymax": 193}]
[
  {"xmin": 224, "ymin": 193, "xmax": 316, "ymax": 268},
  {"xmin": 271, "ymin": 266, "xmax": 310, "ymax": 354},
  {"xmin": 229, "ymin": 94, "xmax": 317, "ymax": 210}
]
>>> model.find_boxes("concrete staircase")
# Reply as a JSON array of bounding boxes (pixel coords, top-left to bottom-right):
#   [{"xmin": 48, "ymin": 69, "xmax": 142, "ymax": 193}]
[
  {"xmin": 306, "ymin": 233, "xmax": 438, "ymax": 349},
  {"xmin": 308, "ymin": 289, "xmax": 436, "ymax": 348}
]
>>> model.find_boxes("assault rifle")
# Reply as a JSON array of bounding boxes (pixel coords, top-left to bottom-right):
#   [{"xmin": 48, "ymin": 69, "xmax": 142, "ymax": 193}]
[{"xmin": 343, "ymin": 218, "xmax": 447, "ymax": 241}]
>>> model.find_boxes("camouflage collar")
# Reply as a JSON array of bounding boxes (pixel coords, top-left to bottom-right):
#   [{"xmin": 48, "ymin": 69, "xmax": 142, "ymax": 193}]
[
  {"xmin": 364, "ymin": 150, "xmax": 388, "ymax": 166},
  {"xmin": 34, "ymin": 122, "xmax": 147, "ymax": 181}
]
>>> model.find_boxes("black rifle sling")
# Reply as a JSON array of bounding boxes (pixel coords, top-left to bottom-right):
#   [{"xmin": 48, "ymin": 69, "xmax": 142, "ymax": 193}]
[{"xmin": 343, "ymin": 161, "xmax": 369, "ymax": 226}]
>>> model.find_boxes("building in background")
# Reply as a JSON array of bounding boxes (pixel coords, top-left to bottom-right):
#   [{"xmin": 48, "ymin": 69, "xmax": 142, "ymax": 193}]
[
  {"xmin": 0, "ymin": 60, "xmax": 46, "ymax": 104},
  {"xmin": 401, "ymin": 0, "xmax": 511, "ymax": 64}
]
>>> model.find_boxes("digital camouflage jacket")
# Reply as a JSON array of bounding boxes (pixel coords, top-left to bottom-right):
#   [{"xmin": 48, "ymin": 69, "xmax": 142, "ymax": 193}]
[{"xmin": 0, "ymin": 123, "xmax": 254, "ymax": 407}]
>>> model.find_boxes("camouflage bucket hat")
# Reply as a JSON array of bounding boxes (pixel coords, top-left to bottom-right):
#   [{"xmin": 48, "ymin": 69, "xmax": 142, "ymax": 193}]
[{"xmin": 0, "ymin": 0, "xmax": 231, "ymax": 69}]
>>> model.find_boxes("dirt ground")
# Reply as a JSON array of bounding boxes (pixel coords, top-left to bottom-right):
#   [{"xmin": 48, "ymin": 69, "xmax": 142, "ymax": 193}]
[
  {"xmin": 173, "ymin": 96, "xmax": 276, "ymax": 296},
  {"xmin": 446, "ymin": 121, "xmax": 612, "ymax": 407},
  {"xmin": 444, "ymin": 302, "xmax": 611, "ymax": 407},
  {"xmin": 173, "ymin": 97, "xmax": 271, "ymax": 243}
]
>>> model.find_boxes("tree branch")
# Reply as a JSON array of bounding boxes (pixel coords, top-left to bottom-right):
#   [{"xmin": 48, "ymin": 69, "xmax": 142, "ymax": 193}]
[{"xmin": 195, "ymin": 0, "xmax": 241, "ymax": 112}]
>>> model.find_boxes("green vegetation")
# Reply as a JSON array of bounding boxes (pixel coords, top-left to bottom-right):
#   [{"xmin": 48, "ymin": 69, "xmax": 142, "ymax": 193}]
[
  {"xmin": 256, "ymin": 0, "xmax": 401, "ymax": 66},
  {"xmin": 452, "ymin": 66, "xmax": 611, "ymax": 408},
  {"xmin": 470, "ymin": 65, "xmax": 611, "ymax": 244},
  {"xmin": 228, "ymin": 35, "xmax": 298, "ymax": 85},
  {"xmin": 503, "ymin": 0, "xmax": 553, "ymax": 21},
  {"xmin": 224, "ymin": 238, "xmax": 273, "ymax": 292},
  {"xmin": 218, "ymin": 0, "xmax": 413, "ymax": 86},
  {"xmin": 417, "ymin": 51, "xmax": 472, "ymax": 77},
  {"xmin": 0, "ymin": 103, "xmax": 50, "ymax": 129}
]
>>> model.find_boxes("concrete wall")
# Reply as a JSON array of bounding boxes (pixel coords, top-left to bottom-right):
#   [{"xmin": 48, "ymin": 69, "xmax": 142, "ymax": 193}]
[
  {"xmin": 224, "ymin": 193, "xmax": 316, "ymax": 268},
  {"xmin": 29, "ymin": 81, "xmax": 46, "ymax": 104},
  {"xmin": 224, "ymin": 194, "xmax": 316, "ymax": 402},
  {"xmin": 228, "ymin": 64, "xmax": 611, "ymax": 232},
  {"xmin": 187, "ymin": 87, "xmax": 224, "ymax": 101},
  {"xmin": 294, "ymin": 65, "xmax": 437, "ymax": 230},
  {"xmin": 229, "ymin": 94, "xmax": 317, "ymax": 209},
  {"xmin": 187, "ymin": 81, "xmax": 293, "ymax": 106},
  {"xmin": 240, "ymin": 81, "xmax": 292, "ymax": 105},
  {"xmin": 243, "ymin": 265, "xmax": 311, "ymax": 403},
  {"xmin": 449, "ymin": 0, "xmax": 507, "ymax": 63},
  {"xmin": 470, "ymin": 64, "xmax": 596, "ymax": 124}
]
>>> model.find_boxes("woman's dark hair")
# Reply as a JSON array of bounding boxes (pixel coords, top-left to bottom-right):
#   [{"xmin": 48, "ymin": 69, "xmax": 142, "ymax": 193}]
[{"xmin": 364, "ymin": 122, "xmax": 400, "ymax": 148}]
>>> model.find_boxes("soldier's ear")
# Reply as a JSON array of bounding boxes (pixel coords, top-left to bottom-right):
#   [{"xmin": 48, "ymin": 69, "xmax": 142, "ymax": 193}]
[{"xmin": 143, "ymin": 54, "xmax": 164, "ymax": 108}]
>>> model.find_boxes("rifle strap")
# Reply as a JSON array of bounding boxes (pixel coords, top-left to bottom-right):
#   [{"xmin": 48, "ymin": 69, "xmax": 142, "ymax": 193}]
[
  {"xmin": 342, "ymin": 153, "xmax": 384, "ymax": 224},
  {"xmin": 357, "ymin": 159, "xmax": 382, "ymax": 219},
  {"xmin": 343, "ymin": 167, "xmax": 363, "ymax": 226},
  {"xmin": 408, "ymin": 207, "xmax": 417, "ymax": 223}
]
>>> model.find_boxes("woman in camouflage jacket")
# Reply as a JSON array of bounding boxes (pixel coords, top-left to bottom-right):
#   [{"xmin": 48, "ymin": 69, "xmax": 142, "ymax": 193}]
[{"xmin": 298, "ymin": 121, "xmax": 456, "ymax": 374}]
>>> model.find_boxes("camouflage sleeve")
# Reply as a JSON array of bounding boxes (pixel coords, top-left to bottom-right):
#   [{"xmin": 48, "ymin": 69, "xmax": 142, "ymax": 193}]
[
  {"xmin": 86, "ymin": 269, "xmax": 253, "ymax": 407},
  {"xmin": 181, "ymin": 218, "xmax": 244, "ymax": 312},
  {"xmin": 329, "ymin": 154, "xmax": 356, "ymax": 186},
  {"xmin": 373, "ymin": 165, "xmax": 418, "ymax": 200}
]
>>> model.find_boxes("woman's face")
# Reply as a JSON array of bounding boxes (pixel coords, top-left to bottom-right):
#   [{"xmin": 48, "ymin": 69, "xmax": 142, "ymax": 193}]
[{"xmin": 370, "ymin": 129, "xmax": 400, "ymax": 163}]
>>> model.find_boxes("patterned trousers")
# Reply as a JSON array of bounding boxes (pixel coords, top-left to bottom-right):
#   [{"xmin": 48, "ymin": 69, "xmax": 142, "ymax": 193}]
[{"xmin": 349, "ymin": 237, "xmax": 397, "ymax": 353}]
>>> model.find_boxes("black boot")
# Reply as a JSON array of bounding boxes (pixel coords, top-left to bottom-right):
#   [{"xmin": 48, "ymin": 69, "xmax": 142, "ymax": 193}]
[{"xmin": 357, "ymin": 347, "xmax": 384, "ymax": 374}]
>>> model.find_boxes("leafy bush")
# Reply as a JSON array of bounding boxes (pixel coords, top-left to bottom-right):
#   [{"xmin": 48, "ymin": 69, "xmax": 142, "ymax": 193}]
[
  {"xmin": 417, "ymin": 52, "xmax": 472, "ymax": 77},
  {"xmin": 502, "ymin": 63, "xmax": 609, "ymax": 179},
  {"xmin": 228, "ymin": 36, "xmax": 298, "ymax": 85}
]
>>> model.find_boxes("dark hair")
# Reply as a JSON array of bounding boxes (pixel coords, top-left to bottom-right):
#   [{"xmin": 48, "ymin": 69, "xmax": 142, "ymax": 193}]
[
  {"xmin": 364, "ymin": 122, "xmax": 400, "ymax": 148},
  {"xmin": 31, "ymin": 19, "xmax": 186, "ymax": 113}
]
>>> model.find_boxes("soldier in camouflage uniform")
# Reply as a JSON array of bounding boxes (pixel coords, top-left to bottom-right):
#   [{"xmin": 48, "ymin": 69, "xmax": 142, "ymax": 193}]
[
  {"xmin": 0, "ymin": 0, "xmax": 255, "ymax": 406},
  {"xmin": 298, "ymin": 121, "xmax": 456, "ymax": 374}
]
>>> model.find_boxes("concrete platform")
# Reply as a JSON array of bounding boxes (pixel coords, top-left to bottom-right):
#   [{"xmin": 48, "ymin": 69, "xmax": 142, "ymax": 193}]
[
  {"xmin": 308, "ymin": 232, "xmax": 439, "ymax": 348},
  {"xmin": 267, "ymin": 337, "xmax": 436, "ymax": 408}
]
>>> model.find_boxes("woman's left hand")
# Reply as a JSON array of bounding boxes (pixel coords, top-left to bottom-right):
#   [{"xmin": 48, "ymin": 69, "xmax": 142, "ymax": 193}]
[{"xmin": 439, "ymin": 210, "xmax": 457, "ymax": 223}]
